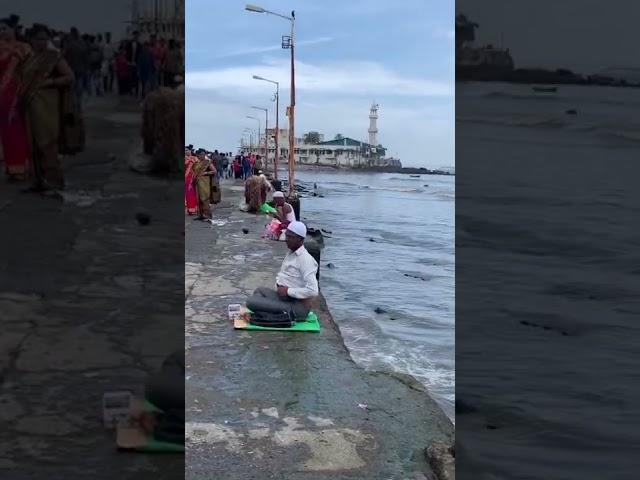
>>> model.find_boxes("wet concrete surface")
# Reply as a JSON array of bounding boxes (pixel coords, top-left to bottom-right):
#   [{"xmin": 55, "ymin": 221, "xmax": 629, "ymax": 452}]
[
  {"xmin": 185, "ymin": 184, "xmax": 454, "ymax": 479},
  {"xmin": 0, "ymin": 96, "xmax": 183, "ymax": 478}
]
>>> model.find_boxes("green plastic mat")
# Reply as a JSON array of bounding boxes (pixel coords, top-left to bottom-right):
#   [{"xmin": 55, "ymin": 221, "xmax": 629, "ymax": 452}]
[
  {"xmin": 134, "ymin": 400, "xmax": 184, "ymax": 452},
  {"xmin": 241, "ymin": 311, "xmax": 320, "ymax": 332},
  {"xmin": 138, "ymin": 438, "xmax": 185, "ymax": 453},
  {"xmin": 260, "ymin": 203, "xmax": 277, "ymax": 214},
  {"xmin": 143, "ymin": 400, "xmax": 163, "ymax": 414}
]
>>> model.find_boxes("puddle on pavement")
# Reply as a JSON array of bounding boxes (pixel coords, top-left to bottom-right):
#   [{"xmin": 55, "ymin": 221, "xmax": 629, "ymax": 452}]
[{"xmin": 60, "ymin": 190, "xmax": 139, "ymax": 207}]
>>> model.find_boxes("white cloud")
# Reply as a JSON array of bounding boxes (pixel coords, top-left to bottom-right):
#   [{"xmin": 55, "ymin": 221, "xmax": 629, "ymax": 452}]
[
  {"xmin": 186, "ymin": 58, "xmax": 453, "ymax": 97},
  {"xmin": 185, "ymin": 89, "xmax": 453, "ymax": 168}
]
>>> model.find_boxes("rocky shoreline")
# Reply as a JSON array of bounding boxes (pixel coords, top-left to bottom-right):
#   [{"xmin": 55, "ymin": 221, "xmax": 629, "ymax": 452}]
[
  {"xmin": 185, "ymin": 183, "xmax": 455, "ymax": 479},
  {"xmin": 291, "ymin": 164, "xmax": 454, "ymax": 176},
  {"xmin": 457, "ymin": 67, "xmax": 640, "ymax": 88}
]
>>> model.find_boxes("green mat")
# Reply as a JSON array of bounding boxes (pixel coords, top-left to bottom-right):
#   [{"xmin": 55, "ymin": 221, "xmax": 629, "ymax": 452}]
[
  {"xmin": 117, "ymin": 400, "xmax": 184, "ymax": 453},
  {"xmin": 140, "ymin": 437, "xmax": 185, "ymax": 453},
  {"xmin": 239, "ymin": 311, "xmax": 320, "ymax": 332},
  {"xmin": 260, "ymin": 202, "xmax": 277, "ymax": 214},
  {"xmin": 142, "ymin": 400, "xmax": 184, "ymax": 452}
]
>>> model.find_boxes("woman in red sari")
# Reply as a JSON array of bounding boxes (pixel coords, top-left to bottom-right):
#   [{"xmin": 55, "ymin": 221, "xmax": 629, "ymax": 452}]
[
  {"xmin": 0, "ymin": 18, "xmax": 32, "ymax": 181},
  {"xmin": 184, "ymin": 148, "xmax": 198, "ymax": 215}
]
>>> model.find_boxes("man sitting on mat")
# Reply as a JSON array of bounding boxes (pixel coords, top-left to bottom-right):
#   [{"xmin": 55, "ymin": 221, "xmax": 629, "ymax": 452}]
[
  {"xmin": 269, "ymin": 191, "xmax": 296, "ymax": 240},
  {"xmin": 247, "ymin": 221, "xmax": 318, "ymax": 321}
]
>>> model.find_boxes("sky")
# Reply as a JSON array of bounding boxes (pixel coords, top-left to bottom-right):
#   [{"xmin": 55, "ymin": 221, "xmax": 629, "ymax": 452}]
[
  {"xmin": 458, "ymin": 0, "xmax": 640, "ymax": 74},
  {"xmin": 5, "ymin": 0, "xmax": 131, "ymax": 38},
  {"xmin": 186, "ymin": 0, "xmax": 455, "ymax": 168}
]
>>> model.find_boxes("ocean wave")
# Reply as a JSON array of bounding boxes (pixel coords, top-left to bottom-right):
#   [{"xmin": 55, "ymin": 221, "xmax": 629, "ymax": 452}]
[
  {"xmin": 321, "ymin": 180, "xmax": 361, "ymax": 187},
  {"xmin": 605, "ymin": 130, "xmax": 640, "ymax": 143},
  {"xmin": 482, "ymin": 91, "xmax": 561, "ymax": 101},
  {"xmin": 388, "ymin": 176, "xmax": 424, "ymax": 181},
  {"xmin": 358, "ymin": 186, "xmax": 423, "ymax": 193},
  {"xmin": 457, "ymin": 115, "xmax": 569, "ymax": 129}
]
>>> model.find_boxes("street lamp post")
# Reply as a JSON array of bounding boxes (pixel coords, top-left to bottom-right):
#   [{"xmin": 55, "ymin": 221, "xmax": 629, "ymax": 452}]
[
  {"xmin": 246, "ymin": 4, "xmax": 296, "ymax": 197},
  {"xmin": 253, "ymin": 75, "xmax": 279, "ymax": 179},
  {"xmin": 246, "ymin": 116, "xmax": 260, "ymax": 157},
  {"xmin": 243, "ymin": 128, "xmax": 253, "ymax": 154},
  {"xmin": 251, "ymin": 106, "xmax": 268, "ymax": 172}
]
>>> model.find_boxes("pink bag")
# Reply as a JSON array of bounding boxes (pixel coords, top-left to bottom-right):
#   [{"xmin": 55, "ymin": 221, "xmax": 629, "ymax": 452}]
[{"xmin": 263, "ymin": 219, "xmax": 281, "ymax": 240}]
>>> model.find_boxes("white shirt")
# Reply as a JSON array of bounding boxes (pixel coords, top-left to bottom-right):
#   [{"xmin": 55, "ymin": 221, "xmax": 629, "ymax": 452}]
[
  {"xmin": 284, "ymin": 203, "xmax": 296, "ymax": 223},
  {"xmin": 275, "ymin": 246, "xmax": 319, "ymax": 300}
]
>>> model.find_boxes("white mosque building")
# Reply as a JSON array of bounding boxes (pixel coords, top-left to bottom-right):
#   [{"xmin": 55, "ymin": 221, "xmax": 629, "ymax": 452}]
[{"xmin": 241, "ymin": 103, "xmax": 402, "ymax": 168}]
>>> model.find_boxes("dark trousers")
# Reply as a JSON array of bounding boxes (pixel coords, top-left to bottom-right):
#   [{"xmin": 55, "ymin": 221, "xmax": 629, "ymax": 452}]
[
  {"xmin": 145, "ymin": 351, "xmax": 184, "ymax": 444},
  {"xmin": 247, "ymin": 287, "xmax": 310, "ymax": 321}
]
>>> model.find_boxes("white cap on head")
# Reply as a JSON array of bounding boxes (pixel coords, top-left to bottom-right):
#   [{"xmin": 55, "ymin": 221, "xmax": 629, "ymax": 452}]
[
  {"xmin": 273, "ymin": 191, "xmax": 285, "ymax": 198},
  {"xmin": 287, "ymin": 221, "xmax": 307, "ymax": 239}
]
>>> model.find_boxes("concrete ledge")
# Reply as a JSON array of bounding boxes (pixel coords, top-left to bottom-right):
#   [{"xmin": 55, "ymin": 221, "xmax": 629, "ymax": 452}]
[{"xmin": 185, "ymin": 182, "xmax": 454, "ymax": 479}]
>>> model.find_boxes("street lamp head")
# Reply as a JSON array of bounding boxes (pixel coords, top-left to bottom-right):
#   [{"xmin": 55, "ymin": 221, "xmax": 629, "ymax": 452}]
[
  {"xmin": 253, "ymin": 75, "xmax": 264, "ymax": 80},
  {"xmin": 245, "ymin": 4, "xmax": 265, "ymax": 13}
]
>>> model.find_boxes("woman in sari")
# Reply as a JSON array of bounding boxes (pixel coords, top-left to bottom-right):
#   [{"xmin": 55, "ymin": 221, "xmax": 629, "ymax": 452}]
[
  {"xmin": 191, "ymin": 150, "xmax": 216, "ymax": 220},
  {"xmin": 184, "ymin": 148, "xmax": 198, "ymax": 215},
  {"xmin": 0, "ymin": 18, "xmax": 32, "ymax": 181},
  {"xmin": 19, "ymin": 24, "xmax": 75, "ymax": 193},
  {"xmin": 244, "ymin": 173, "xmax": 269, "ymax": 213}
]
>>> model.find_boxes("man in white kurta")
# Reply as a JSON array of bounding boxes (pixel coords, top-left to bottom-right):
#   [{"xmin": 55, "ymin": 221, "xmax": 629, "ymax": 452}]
[{"xmin": 246, "ymin": 221, "xmax": 318, "ymax": 320}]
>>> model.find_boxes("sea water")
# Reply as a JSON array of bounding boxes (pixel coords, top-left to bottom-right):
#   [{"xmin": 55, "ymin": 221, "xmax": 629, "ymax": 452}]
[
  {"xmin": 295, "ymin": 170, "xmax": 455, "ymax": 420},
  {"xmin": 456, "ymin": 82, "xmax": 640, "ymax": 477}
]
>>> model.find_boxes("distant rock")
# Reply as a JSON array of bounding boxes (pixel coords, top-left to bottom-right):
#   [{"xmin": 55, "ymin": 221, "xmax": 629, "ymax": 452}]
[
  {"xmin": 369, "ymin": 238, "xmax": 377, "ymax": 242},
  {"xmin": 136, "ymin": 212, "xmax": 150, "ymax": 225},
  {"xmin": 242, "ymin": 228, "xmax": 249, "ymax": 234},
  {"xmin": 326, "ymin": 263, "xmax": 335, "ymax": 269},
  {"xmin": 404, "ymin": 273, "xmax": 427, "ymax": 281},
  {"xmin": 374, "ymin": 307, "xmax": 386, "ymax": 314}
]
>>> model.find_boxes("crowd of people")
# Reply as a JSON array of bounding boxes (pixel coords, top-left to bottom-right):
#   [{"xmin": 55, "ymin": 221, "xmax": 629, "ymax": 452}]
[
  {"xmin": 0, "ymin": 15, "xmax": 84, "ymax": 193},
  {"xmin": 61, "ymin": 26, "xmax": 184, "ymax": 104},
  {"xmin": 184, "ymin": 145, "xmax": 315, "ymax": 326},
  {"xmin": 0, "ymin": 13, "xmax": 186, "ymax": 193},
  {"xmin": 183, "ymin": 147, "xmax": 294, "ymax": 236}
]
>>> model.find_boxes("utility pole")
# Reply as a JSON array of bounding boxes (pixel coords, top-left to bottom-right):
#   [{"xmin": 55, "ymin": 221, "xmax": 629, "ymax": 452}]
[{"xmin": 287, "ymin": 11, "xmax": 295, "ymax": 197}]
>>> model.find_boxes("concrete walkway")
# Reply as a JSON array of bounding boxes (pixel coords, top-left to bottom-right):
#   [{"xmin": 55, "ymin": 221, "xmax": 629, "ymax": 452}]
[
  {"xmin": 0, "ymin": 96, "xmax": 184, "ymax": 478},
  {"xmin": 185, "ymin": 184, "xmax": 454, "ymax": 479}
]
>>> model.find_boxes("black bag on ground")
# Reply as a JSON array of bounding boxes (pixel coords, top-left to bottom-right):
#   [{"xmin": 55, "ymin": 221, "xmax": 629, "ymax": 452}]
[{"xmin": 249, "ymin": 310, "xmax": 295, "ymax": 328}]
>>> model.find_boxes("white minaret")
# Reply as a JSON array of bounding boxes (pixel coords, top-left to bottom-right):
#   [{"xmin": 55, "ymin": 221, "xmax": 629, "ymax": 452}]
[{"xmin": 368, "ymin": 102, "xmax": 379, "ymax": 146}]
